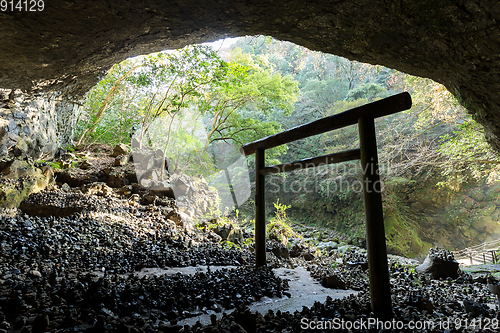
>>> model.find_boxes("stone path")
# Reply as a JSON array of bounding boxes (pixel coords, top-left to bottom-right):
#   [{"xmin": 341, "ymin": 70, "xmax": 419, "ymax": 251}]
[{"xmin": 135, "ymin": 266, "xmax": 357, "ymax": 326}]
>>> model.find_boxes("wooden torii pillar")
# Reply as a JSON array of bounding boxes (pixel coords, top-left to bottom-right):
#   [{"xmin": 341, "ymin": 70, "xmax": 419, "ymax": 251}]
[{"xmin": 358, "ymin": 115, "xmax": 393, "ymax": 319}]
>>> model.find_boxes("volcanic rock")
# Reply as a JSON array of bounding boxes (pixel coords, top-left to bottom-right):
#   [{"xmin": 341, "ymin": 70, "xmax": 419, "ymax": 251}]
[
  {"xmin": 416, "ymin": 248, "xmax": 459, "ymax": 279},
  {"xmin": 81, "ymin": 182, "xmax": 114, "ymax": 196},
  {"xmin": 79, "ymin": 160, "xmax": 93, "ymax": 170}
]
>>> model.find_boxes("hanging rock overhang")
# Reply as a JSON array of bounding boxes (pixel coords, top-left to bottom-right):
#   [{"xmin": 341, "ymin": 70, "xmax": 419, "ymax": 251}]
[{"xmin": 1, "ymin": 0, "xmax": 500, "ymax": 148}]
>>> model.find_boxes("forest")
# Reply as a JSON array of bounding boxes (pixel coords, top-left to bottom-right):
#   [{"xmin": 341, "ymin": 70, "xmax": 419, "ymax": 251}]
[{"xmin": 74, "ymin": 36, "xmax": 500, "ymax": 258}]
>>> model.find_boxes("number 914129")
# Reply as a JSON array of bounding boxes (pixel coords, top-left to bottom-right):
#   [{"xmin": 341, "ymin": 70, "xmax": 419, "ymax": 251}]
[{"xmin": 1, "ymin": 0, "xmax": 44, "ymax": 11}]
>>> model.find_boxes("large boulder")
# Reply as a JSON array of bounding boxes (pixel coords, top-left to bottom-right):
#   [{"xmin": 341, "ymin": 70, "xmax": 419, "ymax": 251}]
[
  {"xmin": 111, "ymin": 144, "xmax": 130, "ymax": 157},
  {"xmin": 416, "ymin": 248, "xmax": 459, "ymax": 279},
  {"xmin": 0, "ymin": 92, "xmax": 72, "ymax": 162},
  {"xmin": 227, "ymin": 227, "xmax": 244, "ymax": 245},
  {"xmin": 81, "ymin": 182, "xmax": 114, "ymax": 196},
  {"xmin": 213, "ymin": 223, "xmax": 232, "ymax": 240}
]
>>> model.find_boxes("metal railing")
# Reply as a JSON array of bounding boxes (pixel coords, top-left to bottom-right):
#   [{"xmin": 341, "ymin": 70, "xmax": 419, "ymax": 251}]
[{"xmin": 456, "ymin": 239, "xmax": 500, "ymax": 265}]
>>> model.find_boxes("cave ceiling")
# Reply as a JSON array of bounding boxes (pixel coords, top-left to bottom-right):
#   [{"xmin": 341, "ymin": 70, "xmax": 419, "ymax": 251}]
[{"xmin": 1, "ymin": 0, "xmax": 500, "ymax": 148}]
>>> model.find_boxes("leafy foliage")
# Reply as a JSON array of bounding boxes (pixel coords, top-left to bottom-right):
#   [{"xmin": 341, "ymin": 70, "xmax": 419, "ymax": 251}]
[
  {"xmin": 266, "ymin": 200, "xmax": 300, "ymax": 246},
  {"xmin": 438, "ymin": 120, "xmax": 500, "ymax": 183},
  {"xmin": 77, "ymin": 43, "xmax": 300, "ymax": 177},
  {"xmin": 76, "ymin": 35, "xmax": 500, "ymax": 257}
]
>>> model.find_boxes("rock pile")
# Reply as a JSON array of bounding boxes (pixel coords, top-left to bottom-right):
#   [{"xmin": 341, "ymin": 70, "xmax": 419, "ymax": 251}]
[
  {"xmin": 0, "ymin": 145, "xmax": 498, "ymax": 332},
  {"xmin": 306, "ymin": 250, "xmax": 370, "ymax": 291},
  {"xmin": 0, "ymin": 89, "xmax": 70, "ymax": 163},
  {"xmin": 0, "ymin": 265, "xmax": 288, "ymax": 332},
  {"xmin": 416, "ymin": 247, "xmax": 460, "ymax": 279}
]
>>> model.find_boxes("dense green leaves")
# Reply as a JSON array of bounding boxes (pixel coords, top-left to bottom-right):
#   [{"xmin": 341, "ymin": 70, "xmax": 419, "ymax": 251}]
[
  {"xmin": 439, "ymin": 120, "xmax": 500, "ymax": 182},
  {"xmin": 77, "ymin": 35, "xmax": 500, "ymax": 187},
  {"xmin": 77, "ymin": 42, "xmax": 300, "ymax": 176}
]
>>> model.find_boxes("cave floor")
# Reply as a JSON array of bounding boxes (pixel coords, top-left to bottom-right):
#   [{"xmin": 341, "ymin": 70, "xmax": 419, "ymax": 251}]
[
  {"xmin": 118, "ymin": 265, "xmax": 357, "ymax": 326},
  {"xmin": 461, "ymin": 263, "xmax": 500, "ymax": 278}
]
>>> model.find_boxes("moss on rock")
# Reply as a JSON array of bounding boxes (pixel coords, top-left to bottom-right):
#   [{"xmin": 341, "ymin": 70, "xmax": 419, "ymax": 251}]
[{"xmin": 0, "ymin": 160, "xmax": 53, "ymax": 208}]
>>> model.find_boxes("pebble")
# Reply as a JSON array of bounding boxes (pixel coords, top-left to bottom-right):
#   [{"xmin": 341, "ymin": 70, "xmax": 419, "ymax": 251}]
[{"xmin": 0, "ymin": 163, "xmax": 498, "ymax": 332}]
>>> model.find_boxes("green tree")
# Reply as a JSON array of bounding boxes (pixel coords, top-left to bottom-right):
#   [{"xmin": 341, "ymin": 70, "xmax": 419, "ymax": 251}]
[
  {"xmin": 75, "ymin": 59, "xmax": 143, "ymax": 146},
  {"xmin": 78, "ymin": 42, "xmax": 300, "ymax": 177},
  {"xmin": 202, "ymin": 50, "xmax": 299, "ymax": 147},
  {"xmin": 439, "ymin": 120, "xmax": 500, "ymax": 183},
  {"xmin": 133, "ymin": 45, "xmax": 231, "ymax": 178}
]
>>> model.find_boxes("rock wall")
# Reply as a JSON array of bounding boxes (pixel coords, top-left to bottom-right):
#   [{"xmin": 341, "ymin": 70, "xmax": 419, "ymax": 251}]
[
  {"xmin": 0, "ymin": 89, "xmax": 80, "ymax": 162},
  {"xmin": 267, "ymin": 174, "xmax": 500, "ymax": 258}
]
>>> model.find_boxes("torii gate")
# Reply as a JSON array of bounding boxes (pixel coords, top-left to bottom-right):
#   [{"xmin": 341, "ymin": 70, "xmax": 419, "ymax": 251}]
[{"xmin": 240, "ymin": 92, "xmax": 412, "ymax": 319}]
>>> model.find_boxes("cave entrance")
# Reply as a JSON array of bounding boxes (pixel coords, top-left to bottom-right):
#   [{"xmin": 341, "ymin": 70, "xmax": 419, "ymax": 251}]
[{"xmin": 241, "ymin": 92, "xmax": 412, "ymax": 319}]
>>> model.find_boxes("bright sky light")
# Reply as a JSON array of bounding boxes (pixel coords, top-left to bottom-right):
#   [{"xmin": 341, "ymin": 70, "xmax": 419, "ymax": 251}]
[
  {"xmin": 204, "ymin": 37, "xmax": 241, "ymax": 51},
  {"xmin": 126, "ymin": 37, "xmax": 242, "ymax": 62}
]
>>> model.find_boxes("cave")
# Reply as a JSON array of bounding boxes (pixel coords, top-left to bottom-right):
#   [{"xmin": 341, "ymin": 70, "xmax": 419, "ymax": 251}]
[
  {"xmin": 1, "ymin": 0, "xmax": 500, "ymax": 159},
  {"xmin": 1, "ymin": 1, "xmax": 500, "ymax": 330}
]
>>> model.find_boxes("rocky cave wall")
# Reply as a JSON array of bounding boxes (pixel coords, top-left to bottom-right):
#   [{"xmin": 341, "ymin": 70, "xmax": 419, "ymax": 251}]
[
  {"xmin": 1, "ymin": 0, "xmax": 500, "ymax": 158},
  {"xmin": 0, "ymin": 89, "xmax": 78, "ymax": 162}
]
